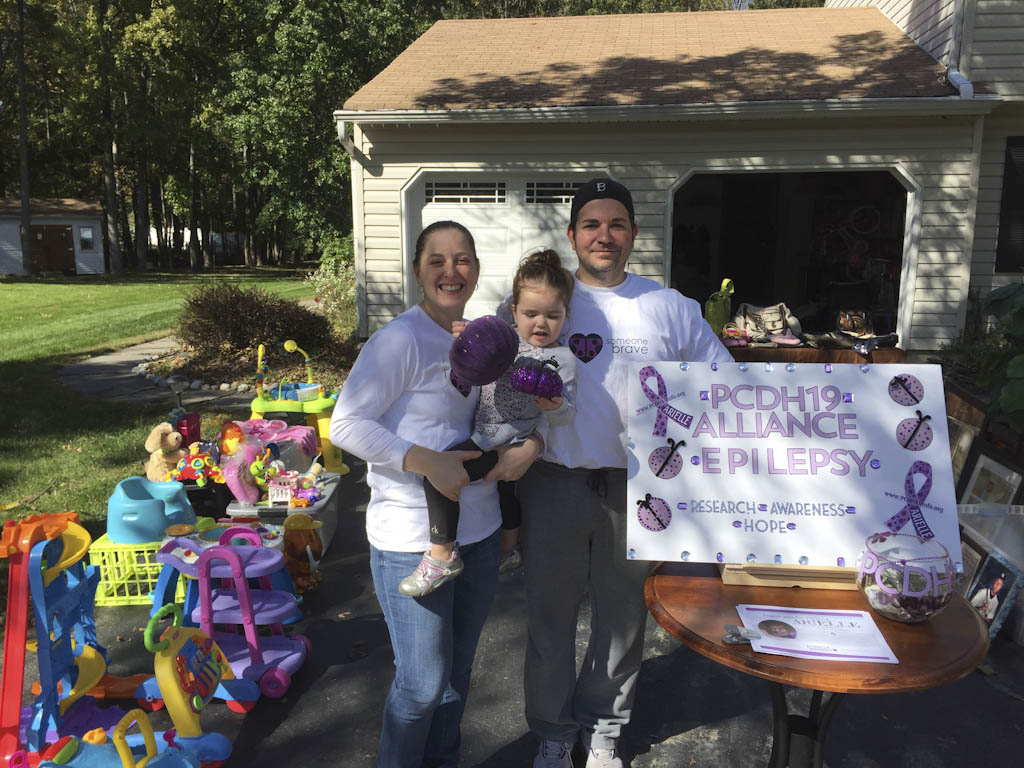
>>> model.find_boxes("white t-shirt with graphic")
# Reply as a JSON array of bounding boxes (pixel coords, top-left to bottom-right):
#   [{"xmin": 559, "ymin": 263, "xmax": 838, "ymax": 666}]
[
  {"xmin": 545, "ymin": 273, "xmax": 732, "ymax": 470},
  {"xmin": 329, "ymin": 305, "xmax": 501, "ymax": 552}
]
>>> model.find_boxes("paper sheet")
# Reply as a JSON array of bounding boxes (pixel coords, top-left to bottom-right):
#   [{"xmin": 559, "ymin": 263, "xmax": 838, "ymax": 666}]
[{"xmin": 736, "ymin": 604, "xmax": 898, "ymax": 664}]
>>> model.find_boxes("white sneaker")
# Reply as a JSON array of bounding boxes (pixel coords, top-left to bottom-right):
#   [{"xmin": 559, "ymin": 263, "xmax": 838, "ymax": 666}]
[
  {"xmin": 534, "ymin": 739, "xmax": 573, "ymax": 768},
  {"xmin": 585, "ymin": 747, "xmax": 622, "ymax": 768},
  {"xmin": 499, "ymin": 546, "xmax": 523, "ymax": 573}
]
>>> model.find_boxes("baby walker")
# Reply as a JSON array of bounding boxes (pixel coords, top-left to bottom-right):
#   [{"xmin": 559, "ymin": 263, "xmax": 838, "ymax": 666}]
[{"xmin": 159, "ymin": 531, "xmax": 310, "ymax": 698}]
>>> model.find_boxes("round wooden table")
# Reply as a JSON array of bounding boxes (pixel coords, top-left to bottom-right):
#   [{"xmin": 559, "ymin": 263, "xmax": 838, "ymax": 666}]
[{"xmin": 645, "ymin": 563, "xmax": 990, "ymax": 768}]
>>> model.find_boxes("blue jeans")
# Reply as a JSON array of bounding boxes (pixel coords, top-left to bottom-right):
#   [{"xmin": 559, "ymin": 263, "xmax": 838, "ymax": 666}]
[{"xmin": 370, "ymin": 530, "xmax": 500, "ymax": 768}]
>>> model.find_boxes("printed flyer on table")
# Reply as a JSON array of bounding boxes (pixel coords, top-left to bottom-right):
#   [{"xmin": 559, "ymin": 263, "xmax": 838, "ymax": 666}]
[{"xmin": 736, "ymin": 604, "xmax": 899, "ymax": 664}]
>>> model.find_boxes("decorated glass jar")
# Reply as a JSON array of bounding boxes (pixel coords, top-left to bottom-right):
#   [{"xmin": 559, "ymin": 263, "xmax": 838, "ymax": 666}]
[{"xmin": 856, "ymin": 532, "xmax": 955, "ymax": 623}]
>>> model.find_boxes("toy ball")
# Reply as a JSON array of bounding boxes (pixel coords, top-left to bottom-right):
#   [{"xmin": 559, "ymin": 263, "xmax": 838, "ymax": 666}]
[
  {"xmin": 449, "ymin": 315, "xmax": 518, "ymax": 387},
  {"xmin": 510, "ymin": 359, "xmax": 563, "ymax": 399}
]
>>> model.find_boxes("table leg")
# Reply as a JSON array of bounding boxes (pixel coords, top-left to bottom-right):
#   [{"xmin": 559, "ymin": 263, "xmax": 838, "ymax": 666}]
[{"xmin": 766, "ymin": 682, "xmax": 845, "ymax": 768}]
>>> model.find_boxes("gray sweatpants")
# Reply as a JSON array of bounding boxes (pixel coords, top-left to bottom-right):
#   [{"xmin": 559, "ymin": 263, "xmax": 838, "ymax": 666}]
[{"xmin": 518, "ymin": 460, "xmax": 653, "ymax": 751}]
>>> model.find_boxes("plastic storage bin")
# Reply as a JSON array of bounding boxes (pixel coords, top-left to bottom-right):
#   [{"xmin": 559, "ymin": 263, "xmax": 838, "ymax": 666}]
[{"xmin": 89, "ymin": 533, "xmax": 187, "ymax": 606}]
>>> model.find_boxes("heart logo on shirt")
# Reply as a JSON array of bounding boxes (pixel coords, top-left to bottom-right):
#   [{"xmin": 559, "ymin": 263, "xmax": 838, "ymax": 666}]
[
  {"xmin": 450, "ymin": 371, "xmax": 471, "ymax": 397},
  {"xmin": 569, "ymin": 333, "xmax": 603, "ymax": 363}
]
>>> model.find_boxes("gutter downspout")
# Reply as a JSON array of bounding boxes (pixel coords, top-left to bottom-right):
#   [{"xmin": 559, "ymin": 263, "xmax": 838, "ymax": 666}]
[
  {"xmin": 946, "ymin": 0, "xmax": 974, "ymax": 98},
  {"xmin": 334, "ymin": 119, "xmax": 370, "ymax": 337},
  {"xmin": 336, "ymin": 120, "xmax": 357, "ymax": 157}
]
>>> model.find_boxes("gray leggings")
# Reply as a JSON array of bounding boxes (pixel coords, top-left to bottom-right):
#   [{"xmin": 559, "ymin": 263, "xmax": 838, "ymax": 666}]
[{"xmin": 518, "ymin": 460, "xmax": 652, "ymax": 751}]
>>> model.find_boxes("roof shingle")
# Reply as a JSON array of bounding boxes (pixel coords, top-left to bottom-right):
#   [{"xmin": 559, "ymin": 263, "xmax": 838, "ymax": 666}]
[{"xmin": 344, "ymin": 8, "xmax": 954, "ymax": 112}]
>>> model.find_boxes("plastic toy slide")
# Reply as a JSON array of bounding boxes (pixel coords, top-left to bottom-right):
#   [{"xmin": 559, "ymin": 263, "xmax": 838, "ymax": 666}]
[{"xmin": 0, "ymin": 513, "xmax": 75, "ymax": 763}]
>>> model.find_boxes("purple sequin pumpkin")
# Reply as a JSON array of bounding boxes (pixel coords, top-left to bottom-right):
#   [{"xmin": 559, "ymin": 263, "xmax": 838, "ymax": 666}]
[
  {"xmin": 449, "ymin": 316, "xmax": 519, "ymax": 386},
  {"xmin": 510, "ymin": 358, "xmax": 563, "ymax": 399}
]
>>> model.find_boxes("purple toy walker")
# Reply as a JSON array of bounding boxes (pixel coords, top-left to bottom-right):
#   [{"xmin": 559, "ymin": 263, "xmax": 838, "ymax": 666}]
[{"xmin": 195, "ymin": 529, "xmax": 309, "ymax": 698}]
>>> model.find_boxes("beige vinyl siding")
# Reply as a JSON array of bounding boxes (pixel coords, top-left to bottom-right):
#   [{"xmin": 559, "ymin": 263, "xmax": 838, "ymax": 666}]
[
  {"xmin": 966, "ymin": 0, "xmax": 1024, "ymax": 98},
  {"xmin": 351, "ymin": 116, "xmax": 977, "ymax": 350},
  {"xmin": 970, "ymin": 104, "xmax": 1024, "ymax": 292},
  {"xmin": 825, "ymin": 0, "xmax": 958, "ymax": 65}
]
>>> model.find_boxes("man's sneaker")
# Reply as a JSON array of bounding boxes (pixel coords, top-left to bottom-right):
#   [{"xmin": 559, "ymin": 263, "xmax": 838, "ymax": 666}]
[
  {"xmin": 499, "ymin": 546, "xmax": 523, "ymax": 573},
  {"xmin": 398, "ymin": 546, "xmax": 464, "ymax": 597},
  {"xmin": 585, "ymin": 747, "xmax": 622, "ymax": 768},
  {"xmin": 533, "ymin": 739, "xmax": 573, "ymax": 768}
]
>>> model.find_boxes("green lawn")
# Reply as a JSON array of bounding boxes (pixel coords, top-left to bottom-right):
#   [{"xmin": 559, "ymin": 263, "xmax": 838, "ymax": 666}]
[{"xmin": 0, "ymin": 269, "xmax": 312, "ymax": 534}]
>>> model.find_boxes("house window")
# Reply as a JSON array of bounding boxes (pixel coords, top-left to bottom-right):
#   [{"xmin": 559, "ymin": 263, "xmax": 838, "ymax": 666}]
[
  {"xmin": 425, "ymin": 181, "xmax": 506, "ymax": 204},
  {"xmin": 995, "ymin": 137, "xmax": 1024, "ymax": 273},
  {"xmin": 80, "ymin": 227, "xmax": 94, "ymax": 251},
  {"xmin": 526, "ymin": 181, "xmax": 583, "ymax": 204}
]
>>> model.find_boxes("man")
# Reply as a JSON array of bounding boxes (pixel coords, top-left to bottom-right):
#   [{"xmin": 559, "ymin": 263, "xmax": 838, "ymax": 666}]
[
  {"xmin": 517, "ymin": 178, "xmax": 732, "ymax": 767},
  {"xmin": 971, "ymin": 573, "xmax": 1005, "ymax": 623}
]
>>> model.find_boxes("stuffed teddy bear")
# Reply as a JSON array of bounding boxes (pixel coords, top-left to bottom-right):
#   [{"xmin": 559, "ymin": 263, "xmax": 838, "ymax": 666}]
[{"xmin": 144, "ymin": 422, "xmax": 185, "ymax": 482}]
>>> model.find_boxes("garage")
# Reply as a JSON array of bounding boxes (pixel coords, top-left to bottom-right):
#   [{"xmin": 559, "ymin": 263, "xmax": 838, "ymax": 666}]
[
  {"xmin": 671, "ymin": 170, "xmax": 909, "ymax": 336},
  {"xmin": 339, "ymin": 10, "xmax": 995, "ymax": 349}
]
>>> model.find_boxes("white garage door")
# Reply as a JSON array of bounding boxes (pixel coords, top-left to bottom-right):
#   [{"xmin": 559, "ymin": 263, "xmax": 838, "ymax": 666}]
[{"xmin": 417, "ymin": 176, "xmax": 583, "ymax": 320}]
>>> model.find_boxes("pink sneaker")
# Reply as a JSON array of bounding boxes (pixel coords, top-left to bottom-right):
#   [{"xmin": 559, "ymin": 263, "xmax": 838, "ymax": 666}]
[{"xmin": 398, "ymin": 545, "xmax": 464, "ymax": 597}]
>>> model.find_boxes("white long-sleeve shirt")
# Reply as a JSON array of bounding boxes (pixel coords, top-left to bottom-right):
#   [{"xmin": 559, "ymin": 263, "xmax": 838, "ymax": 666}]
[
  {"xmin": 329, "ymin": 306, "xmax": 501, "ymax": 552},
  {"xmin": 532, "ymin": 274, "xmax": 732, "ymax": 469}
]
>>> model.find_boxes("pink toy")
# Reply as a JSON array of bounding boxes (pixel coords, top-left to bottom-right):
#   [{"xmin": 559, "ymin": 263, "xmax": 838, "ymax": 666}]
[
  {"xmin": 238, "ymin": 420, "xmax": 317, "ymax": 457},
  {"xmin": 195, "ymin": 533, "xmax": 309, "ymax": 698}
]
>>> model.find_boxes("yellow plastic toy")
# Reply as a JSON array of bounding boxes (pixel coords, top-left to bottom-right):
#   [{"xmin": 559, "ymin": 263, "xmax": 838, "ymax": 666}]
[{"xmin": 249, "ymin": 341, "xmax": 349, "ymax": 475}]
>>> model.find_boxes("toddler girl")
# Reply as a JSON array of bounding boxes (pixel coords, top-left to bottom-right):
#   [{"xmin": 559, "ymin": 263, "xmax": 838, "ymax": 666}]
[{"xmin": 399, "ymin": 249, "xmax": 577, "ymax": 596}]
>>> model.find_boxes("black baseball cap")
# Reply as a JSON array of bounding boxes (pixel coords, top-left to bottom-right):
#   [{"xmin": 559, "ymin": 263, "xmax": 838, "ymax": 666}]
[{"xmin": 569, "ymin": 177, "xmax": 635, "ymax": 229}]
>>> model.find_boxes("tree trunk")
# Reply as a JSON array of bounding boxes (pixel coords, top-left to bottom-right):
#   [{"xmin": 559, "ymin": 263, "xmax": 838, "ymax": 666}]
[
  {"xmin": 134, "ymin": 153, "xmax": 149, "ymax": 270},
  {"xmin": 16, "ymin": 0, "xmax": 33, "ymax": 274},
  {"xmin": 200, "ymin": 186, "xmax": 214, "ymax": 269},
  {"xmin": 188, "ymin": 140, "xmax": 201, "ymax": 271},
  {"xmin": 232, "ymin": 185, "xmax": 243, "ymax": 266},
  {"xmin": 97, "ymin": 0, "xmax": 121, "ymax": 273},
  {"xmin": 102, "ymin": 137, "xmax": 121, "ymax": 273},
  {"xmin": 119, "ymin": 185, "xmax": 133, "ymax": 262},
  {"xmin": 172, "ymin": 212, "xmax": 184, "ymax": 254},
  {"xmin": 151, "ymin": 174, "xmax": 169, "ymax": 270}
]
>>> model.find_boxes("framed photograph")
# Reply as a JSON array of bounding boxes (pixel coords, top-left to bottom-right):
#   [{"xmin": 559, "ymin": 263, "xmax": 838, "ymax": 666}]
[
  {"xmin": 944, "ymin": 382, "xmax": 988, "ymax": 486},
  {"xmin": 958, "ymin": 527, "xmax": 987, "ymax": 595},
  {"xmin": 967, "ymin": 551, "xmax": 1024, "ymax": 639},
  {"xmin": 958, "ymin": 447, "xmax": 1024, "ymax": 505}
]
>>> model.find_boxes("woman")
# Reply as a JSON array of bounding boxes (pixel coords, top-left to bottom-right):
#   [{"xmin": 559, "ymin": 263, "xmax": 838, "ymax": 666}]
[{"xmin": 330, "ymin": 220, "xmax": 540, "ymax": 767}]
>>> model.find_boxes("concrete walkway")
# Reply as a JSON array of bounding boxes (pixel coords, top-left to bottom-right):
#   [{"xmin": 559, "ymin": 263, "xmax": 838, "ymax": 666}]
[
  {"xmin": 45, "ymin": 343, "xmax": 1024, "ymax": 767},
  {"xmin": 57, "ymin": 337, "xmax": 254, "ymax": 412}
]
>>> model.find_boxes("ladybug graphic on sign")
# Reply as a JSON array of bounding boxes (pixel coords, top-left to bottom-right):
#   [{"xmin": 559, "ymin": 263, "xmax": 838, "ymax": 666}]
[
  {"xmin": 896, "ymin": 410, "xmax": 933, "ymax": 451},
  {"xmin": 888, "ymin": 374, "xmax": 924, "ymax": 406},
  {"xmin": 636, "ymin": 493, "xmax": 672, "ymax": 532},
  {"xmin": 648, "ymin": 437, "xmax": 685, "ymax": 479}
]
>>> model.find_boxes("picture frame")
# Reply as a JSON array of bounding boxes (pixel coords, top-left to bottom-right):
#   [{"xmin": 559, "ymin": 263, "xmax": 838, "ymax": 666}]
[
  {"xmin": 966, "ymin": 550, "xmax": 1024, "ymax": 639},
  {"xmin": 958, "ymin": 526, "xmax": 987, "ymax": 596},
  {"xmin": 944, "ymin": 382, "xmax": 988, "ymax": 486},
  {"xmin": 958, "ymin": 445, "xmax": 1024, "ymax": 506}
]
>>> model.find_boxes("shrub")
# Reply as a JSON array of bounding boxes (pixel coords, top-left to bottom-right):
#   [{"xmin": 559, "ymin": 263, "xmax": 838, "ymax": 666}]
[
  {"xmin": 305, "ymin": 233, "xmax": 356, "ymax": 333},
  {"xmin": 177, "ymin": 282, "xmax": 332, "ymax": 364}
]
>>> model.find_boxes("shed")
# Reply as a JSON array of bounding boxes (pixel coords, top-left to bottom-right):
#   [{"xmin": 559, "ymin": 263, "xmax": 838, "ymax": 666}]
[
  {"xmin": 335, "ymin": 5, "xmax": 1019, "ymax": 351},
  {"xmin": 0, "ymin": 199, "xmax": 105, "ymax": 275}
]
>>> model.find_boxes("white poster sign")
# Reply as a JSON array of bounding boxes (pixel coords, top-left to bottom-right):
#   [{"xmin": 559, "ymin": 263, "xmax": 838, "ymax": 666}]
[{"xmin": 626, "ymin": 362, "xmax": 961, "ymax": 567}]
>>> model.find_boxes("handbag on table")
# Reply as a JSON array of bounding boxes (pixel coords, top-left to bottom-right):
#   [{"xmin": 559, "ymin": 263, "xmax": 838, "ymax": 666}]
[{"xmin": 732, "ymin": 302, "xmax": 803, "ymax": 343}]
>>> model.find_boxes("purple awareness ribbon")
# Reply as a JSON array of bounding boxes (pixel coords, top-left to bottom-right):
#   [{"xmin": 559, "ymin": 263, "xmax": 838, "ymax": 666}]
[
  {"xmin": 884, "ymin": 460, "xmax": 935, "ymax": 539},
  {"xmin": 639, "ymin": 365, "xmax": 693, "ymax": 437}
]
